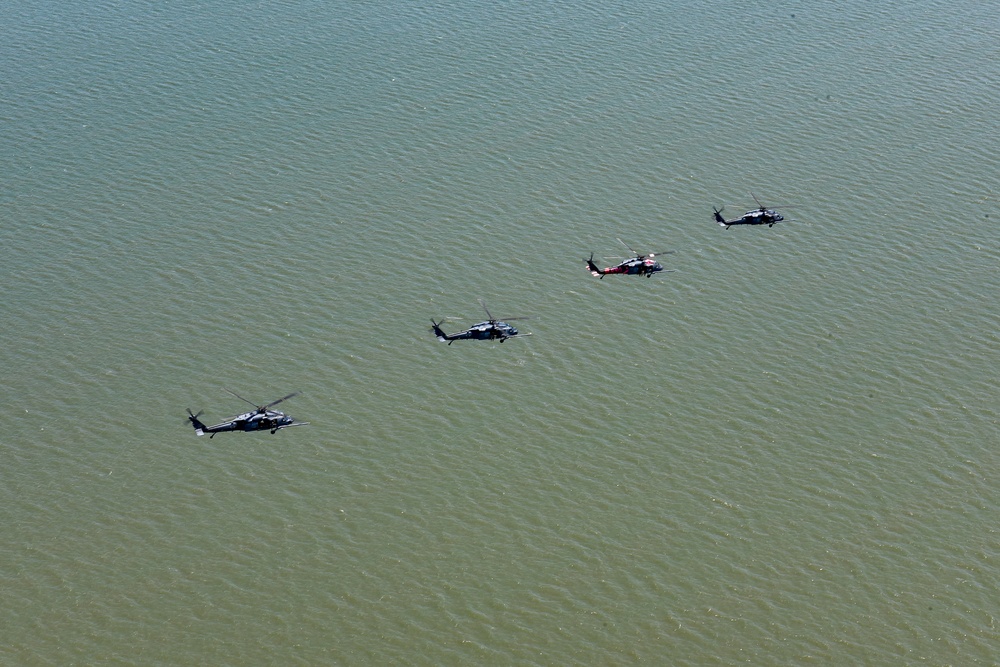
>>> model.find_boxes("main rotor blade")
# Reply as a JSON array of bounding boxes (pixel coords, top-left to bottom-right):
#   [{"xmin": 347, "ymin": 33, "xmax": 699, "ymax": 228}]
[
  {"xmin": 263, "ymin": 392, "xmax": 300, "ymax": 410},
  {"xmin": 478, "ymin": 299, "xmax": 494, "ymax": 322},
  {"xmin": 746, "ymin": 194, "xmax": 793, "ymax": 209},
  {"xmin": 224, "ymin": 388, "xmax": 259, "ymax": 408},
  {"xmin": 616, "ymin": 238, "xmax": 639, "ymax": 255},
  {"xmin": 495, "ymin": 316, "xmax": 530, "ymax": 321}
]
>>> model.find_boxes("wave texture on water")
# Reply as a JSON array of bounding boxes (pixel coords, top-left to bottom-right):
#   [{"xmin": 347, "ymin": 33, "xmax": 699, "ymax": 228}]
[{"xmin": 1, "ymin": 0, "xmax": 998, "ymax": 664}]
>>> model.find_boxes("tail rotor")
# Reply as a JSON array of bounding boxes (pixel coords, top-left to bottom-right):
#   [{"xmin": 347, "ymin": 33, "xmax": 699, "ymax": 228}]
[
  {"xmin": 585, "ymin": 253, "xmax": 604, "ymax": 278},
  {"xmin": 186, "ymin": 409, "xmax": 207, "ymax": 436},
  {"xmin": 430, "ymin": 319, "xmax": 450, "ymax": 343},
  {"xmin": 713, "ymin": 206, "xmax": 730, "ymax": 228}
]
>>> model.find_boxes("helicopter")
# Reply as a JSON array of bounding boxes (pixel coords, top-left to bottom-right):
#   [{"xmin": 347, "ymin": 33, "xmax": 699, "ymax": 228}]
[
  {"xmin": 585, "ymin": 238, "xmax": 675, "ymax": 278},
  {"xmin": 713, "ymin": 193, "xmax": 787, "ymax": 229},
  {"xmin": 186, "ymin": 390, "xmax": 308, "ymax": 437},
  {"xmin": 431, "ymin": 300, "xmax": 530, "ymax": 344}
]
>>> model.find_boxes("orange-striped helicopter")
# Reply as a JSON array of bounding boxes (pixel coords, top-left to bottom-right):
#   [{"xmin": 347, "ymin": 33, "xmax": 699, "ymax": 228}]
[{"xmin": 585, "ymin": 238, "xmax": 675, "ymax": 278}]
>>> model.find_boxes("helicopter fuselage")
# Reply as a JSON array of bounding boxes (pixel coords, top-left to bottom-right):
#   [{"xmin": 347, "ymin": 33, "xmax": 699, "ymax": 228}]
[
  {"xmin": 229, "ymin": 409, "xmax": 294, "ymax": 431},
  {"xmin": 193, "ymin": 409, "xmax": 298, "ymax": 437},
  {"xmin": 611, "ymin": 258, "xmax": 661, "ymax": 276},
  {"xmin": 739, "ymin": 209, "xmax": 783, "ymax": 226}
]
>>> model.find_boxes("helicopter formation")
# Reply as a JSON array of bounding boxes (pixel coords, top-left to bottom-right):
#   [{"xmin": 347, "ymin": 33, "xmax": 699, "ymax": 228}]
[{"xmin": 187, "ymin": 193, "xmax": 790, "ymax": 435}]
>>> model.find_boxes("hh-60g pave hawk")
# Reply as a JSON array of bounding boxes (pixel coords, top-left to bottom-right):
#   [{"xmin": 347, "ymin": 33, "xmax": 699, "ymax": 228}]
[
  {"xmin": 586, "ymin": 238, "xmax": 675, "ymax": 278},
  {"xmin": 713, "ymin": 193, "xmax": 789, "ymax": 229},
  {"xmin": 186, "ymin": 390, "xmax": 308, "ymax": 437},
  {"xmin": 431, "ymin": 300, "xmax": 531, "ymax": 344}
]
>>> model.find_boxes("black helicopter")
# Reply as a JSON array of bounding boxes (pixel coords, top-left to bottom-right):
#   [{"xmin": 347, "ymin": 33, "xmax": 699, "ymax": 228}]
[
  {"xmin": 431, "ymin": 300, "xmax": 530, "ymax": 344},
  {"xmin": 714, "ymin": 193, "xmax": 787, "ymax": 228},
  {"xmin": 586, "ymin": 238, "xmax": 675, "ymax": 278},
  {"xmin": 186, "ymin": 390, "xmax": 308, "ymax": 437}
]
